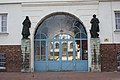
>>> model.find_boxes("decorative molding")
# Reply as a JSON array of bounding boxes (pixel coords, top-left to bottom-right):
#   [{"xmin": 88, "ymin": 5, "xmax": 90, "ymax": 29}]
[
  {"xmin": 114, "ymin": 29, "xmax": 120, "ymax": 32},
  {"xmin": 0, "ymin": 32, "xmax": 9, "ymax": 35},
  {"xmin": 0, "ymin": 0, "xmax": 120, "ymax": 5},
  {"xmin": 21, "ymin": 1, "xmax": 99, "ymax": 7}
]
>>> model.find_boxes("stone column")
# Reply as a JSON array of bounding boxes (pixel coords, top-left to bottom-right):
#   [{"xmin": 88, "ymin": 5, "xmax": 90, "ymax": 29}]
[
  {"xmin": 21, "ymin": 39, "xmax": 31, "ymax": 72},
  {"xmin": 90, "ymin": 38, "xmax": 101, "ymax": 72},
  {"xmin": 30, "ymin": 33, "xmax": 34, "ymax": 72}
]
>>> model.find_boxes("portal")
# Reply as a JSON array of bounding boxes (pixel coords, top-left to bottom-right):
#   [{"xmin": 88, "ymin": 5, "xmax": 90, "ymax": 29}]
[{"xmin": 34, "ymin": 12, "xmax": 88, "ymax": 71}]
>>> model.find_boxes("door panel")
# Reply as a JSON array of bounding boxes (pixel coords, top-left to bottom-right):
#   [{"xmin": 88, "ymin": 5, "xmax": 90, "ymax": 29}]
[
  {"xmin": 48, "ymin": 41, "xmax": 60, "ymax": 61},
  {"xmin": 40, "ymin": 41, "xmax": 46, "ymax": 61},
  {"xmin": 62, "ymin": 61, "xmax": 74, "ymax": 71},
  {"xmin": 62, "ymin": 42, "xmax": 67, "ymax": 60},
  {"xmin": 35, "ymin": 61, "xmax": 47, "ymax": 71},
  {"xmin": 68, "ymin": 41, "xmax": 74, "ymax": 60},
  {"xmin": 48, "ymin": 61, "xmax": 61, "ymax": 71},
  {"xmin": 75, "ymin": 60, "xmax": 88, "ymax": 71}
]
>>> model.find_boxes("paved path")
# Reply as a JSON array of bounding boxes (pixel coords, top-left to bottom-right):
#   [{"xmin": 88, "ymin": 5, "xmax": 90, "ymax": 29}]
[{"xmin": 0, "ymin": 72, "xmax": 120, "ymax": 80}]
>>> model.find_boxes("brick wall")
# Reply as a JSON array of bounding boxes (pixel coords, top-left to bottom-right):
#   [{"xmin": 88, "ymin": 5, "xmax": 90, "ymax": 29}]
[
  {"xmin": 101, "ymin": 44, "xmax": 120, "ymax": 72},
  {"xmin": 0, "ymin": 45, "xmax": 21, "ymax": 72}
]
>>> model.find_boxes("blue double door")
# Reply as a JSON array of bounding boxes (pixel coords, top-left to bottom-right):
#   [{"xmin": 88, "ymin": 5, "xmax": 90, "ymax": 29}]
[
  {"xmin": 34, "ymin": 38, "xmax": 88, "ymax": 71},
  {"xmin": 34, "ymin": 12, "xmax": 88, "ymax": 71}
]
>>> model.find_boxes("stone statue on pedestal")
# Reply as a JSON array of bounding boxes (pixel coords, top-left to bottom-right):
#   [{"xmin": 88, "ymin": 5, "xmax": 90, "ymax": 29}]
[{"xmin": 21, "ymin": 16, "xmax": 31, "ymax": 72}]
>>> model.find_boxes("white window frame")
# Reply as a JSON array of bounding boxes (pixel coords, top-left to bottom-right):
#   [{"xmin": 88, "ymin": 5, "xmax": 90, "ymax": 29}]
[
  {"xmin": 115, "ymin": 11, "xmax": 120, "ymax": 30},
  {"xmin": 0, "ymin": 14, "xmax": 7, "ymax": 33}
]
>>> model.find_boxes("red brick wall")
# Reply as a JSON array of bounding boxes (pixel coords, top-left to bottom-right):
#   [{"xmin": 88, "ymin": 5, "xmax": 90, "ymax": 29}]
[
  {"xmin": 100, "ymin": 44, "xmax": 120, "ymax": 72},
  {"xmin": 0, "ymin": 45, "xmax": 21, "ymax": 72}
]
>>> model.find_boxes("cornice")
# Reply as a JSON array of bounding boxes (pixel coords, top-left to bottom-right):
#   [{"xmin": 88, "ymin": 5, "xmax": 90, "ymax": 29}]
[
  {"xmin": 0, "ymin": 0, "xmax": 120, "ymax": 5},
  {"xmin": 21, "ymin": 1, "xmax": 99, "ymax": 7}
]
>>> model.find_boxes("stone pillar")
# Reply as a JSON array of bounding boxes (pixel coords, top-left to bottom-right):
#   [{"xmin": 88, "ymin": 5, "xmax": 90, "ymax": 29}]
[
  {"xmin": 21, "ymin": 39, "xmax": 31, "ymax": 72},
  {"xmin": 90, "ymin": 38, "xmax": 101, "ymax": 72}
]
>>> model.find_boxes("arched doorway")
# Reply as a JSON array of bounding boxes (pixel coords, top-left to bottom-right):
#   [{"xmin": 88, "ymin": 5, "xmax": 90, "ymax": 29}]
[{"xmin": 34, "ymin": 12, "xmax": 88, "ymax": 71}]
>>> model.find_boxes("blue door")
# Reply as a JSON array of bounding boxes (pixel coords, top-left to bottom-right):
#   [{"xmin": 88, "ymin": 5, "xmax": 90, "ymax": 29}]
[{"xmin": 34, "ymin": 12, "xmax": 88, "ymax": 71}]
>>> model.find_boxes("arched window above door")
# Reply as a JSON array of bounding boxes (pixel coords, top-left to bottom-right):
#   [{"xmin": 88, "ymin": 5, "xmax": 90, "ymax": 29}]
[{"xmin": 34, "ymin": 12, "xmax": 87, "ymax": 40}]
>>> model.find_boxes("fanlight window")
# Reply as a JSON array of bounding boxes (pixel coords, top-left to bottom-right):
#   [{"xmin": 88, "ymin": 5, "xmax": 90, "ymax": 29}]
[{"xmin": 34, "ymin": 13, "xmax": 87, "ymax": 39}]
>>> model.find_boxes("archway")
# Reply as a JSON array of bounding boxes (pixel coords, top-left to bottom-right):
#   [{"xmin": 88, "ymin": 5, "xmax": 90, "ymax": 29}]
[{"xmin": 34, "ymin": 12, "xmax": 88, "ymax": 71}]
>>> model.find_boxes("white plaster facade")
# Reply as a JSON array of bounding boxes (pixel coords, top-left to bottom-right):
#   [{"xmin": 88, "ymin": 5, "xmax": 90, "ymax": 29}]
[{"xmin": 0, "ymin": 0, "xmax": 120, "ymax": 72}]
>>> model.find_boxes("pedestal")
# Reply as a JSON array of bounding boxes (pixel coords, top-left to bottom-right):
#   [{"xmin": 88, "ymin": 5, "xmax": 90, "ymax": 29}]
[
  {"xmin": 90, "ymin": 38, "xmax": 101, "ymax": 72},
  {"xmin": 21, "ymin": 39, "xmax": 30, "ymax": 72}
]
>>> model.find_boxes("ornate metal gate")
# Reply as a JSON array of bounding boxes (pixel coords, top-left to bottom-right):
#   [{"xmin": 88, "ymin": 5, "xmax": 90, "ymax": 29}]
[{"xmin": 34, "ymin": 12, "xmax": 88, "ymax": 71}]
